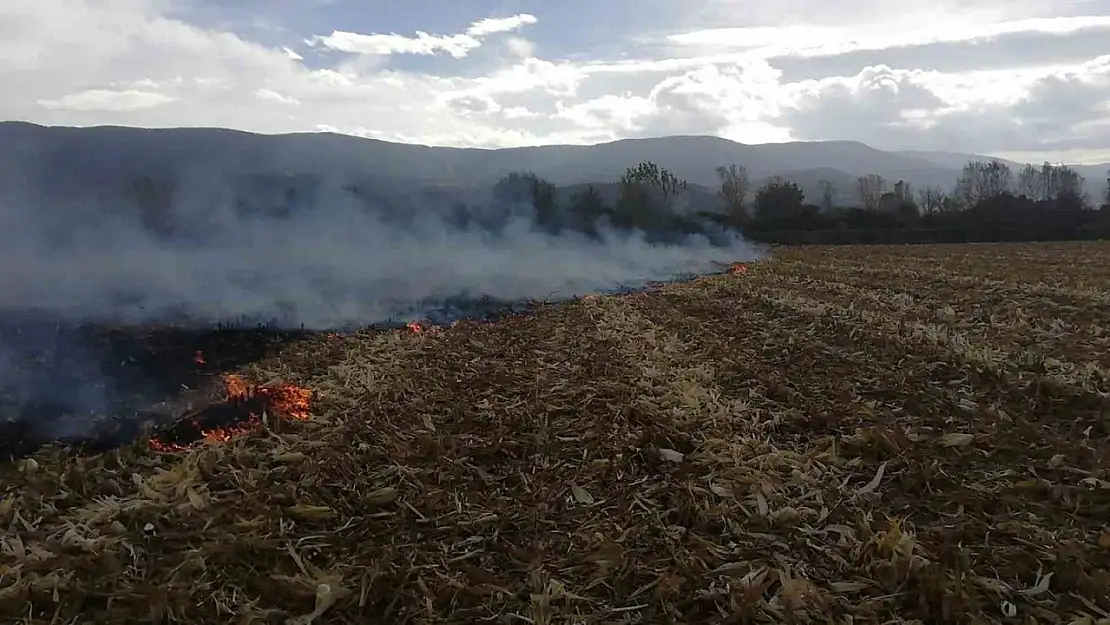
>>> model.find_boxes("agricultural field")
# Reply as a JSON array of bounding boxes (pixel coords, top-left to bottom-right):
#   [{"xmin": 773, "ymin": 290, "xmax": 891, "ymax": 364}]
[{"xmin": 2, "ymin": 242, "xmax": 1109, "ymax": 624}]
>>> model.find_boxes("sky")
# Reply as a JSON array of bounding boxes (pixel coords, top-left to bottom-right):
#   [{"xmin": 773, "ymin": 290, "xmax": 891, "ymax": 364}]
[{"xmin": 2, "ymin": 0, "xmax": 1110, "ymax": 164}]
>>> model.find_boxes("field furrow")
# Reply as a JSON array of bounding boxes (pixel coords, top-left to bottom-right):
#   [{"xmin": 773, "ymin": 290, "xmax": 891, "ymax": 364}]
[{"xmin": 3, "ymin": 242, "xmax": 1110, "ymax": 624}]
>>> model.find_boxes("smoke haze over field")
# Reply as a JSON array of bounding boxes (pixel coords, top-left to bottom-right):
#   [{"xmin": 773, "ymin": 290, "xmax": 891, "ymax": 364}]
[
  {"xmin": 0, "ymin": 175, "xmax": 760, "ymax": 328},
  {"xmin": 0, "ymin": 170, "xmax": 759, "ymax": 452}
]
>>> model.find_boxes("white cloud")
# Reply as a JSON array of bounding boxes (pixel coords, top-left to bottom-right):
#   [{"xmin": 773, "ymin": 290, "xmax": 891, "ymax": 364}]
[
  {"xmin": 780, "ymin": 57, "xmax": 1110, "ymax": 153},
  {"xmin": 463, "ymin": 58, "xmax": 584, "ymax": 97},
  {"xmin": 310, "ymin": 13, "xmax": 536, "ymax": 59},
  {"xmin": 314, "ymin": 30, "xmax": 481, "ymax": 59},
  {"xmin": 0, "ymin": 0, "xmax": 1108, "ymax": 163},
  {"xmin": 668, "ymin": 15, "xmax": 1110, "ymax": 60},
  {"xmin": 254, "ymin": 89, "xmax": 299, "ymax": 105},
  {"xmin": 505, "ymin": 36, "xmax": 535, "ymax": 59},
  {"xmin": 502, "ymin": 106, "xmax": 540, "ymax": 119},
  {"xmin": 466, "ymin": 14, "xmax": 538, "ymax": 37},
  {"xmin": 37, "ymin": 89, "xmax": 174, "ymax": 112}
]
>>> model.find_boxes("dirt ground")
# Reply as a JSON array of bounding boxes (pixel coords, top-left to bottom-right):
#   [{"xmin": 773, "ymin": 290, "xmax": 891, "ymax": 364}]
[{"xmin": 2, "ymin": 242, "xmax": 1109, "ymax": 624}]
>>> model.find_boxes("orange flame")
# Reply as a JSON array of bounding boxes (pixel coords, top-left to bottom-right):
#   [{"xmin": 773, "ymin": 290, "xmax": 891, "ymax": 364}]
[
  {"xmin": 149, "ymin": 374, "xmax": 313, "ymax": 452},
  {"xmin": 252, "ymin": 381, "xmax": 313, "ymax": 421},
  {"xmin": 224, "ymin": 373, "xmax": 250, "ymax": 400},
  {"xmin": 731, "ymin": 263, "xmax": 748, "ymax": 276},
  {"xmin": 405, "ymin": 321, "xmax": 440, "ymax": 334}
]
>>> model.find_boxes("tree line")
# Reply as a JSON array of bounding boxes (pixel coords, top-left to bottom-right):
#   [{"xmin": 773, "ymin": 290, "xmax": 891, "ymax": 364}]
[
  {"xmin": 482, "ymin": 158, "xmax": 1110, "ymax": 245},
  {"xmin": 118, "ymin": 158, "xmax": 1110, "ymax": 246}
]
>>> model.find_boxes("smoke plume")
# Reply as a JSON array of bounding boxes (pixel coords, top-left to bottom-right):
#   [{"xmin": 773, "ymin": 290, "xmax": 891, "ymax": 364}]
[
  {"xmin": 0, "ymin": 169, "xmax": 760, "ymax": 453},
  {"xmin": 0, "ymin": 173, "xmax": 760, "ymax": 328}
]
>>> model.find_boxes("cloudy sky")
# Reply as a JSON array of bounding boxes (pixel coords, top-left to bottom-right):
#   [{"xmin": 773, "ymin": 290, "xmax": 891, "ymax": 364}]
[{"xmin": 3, "ymin": 0, "xmax": 1110, "ymax": 163}]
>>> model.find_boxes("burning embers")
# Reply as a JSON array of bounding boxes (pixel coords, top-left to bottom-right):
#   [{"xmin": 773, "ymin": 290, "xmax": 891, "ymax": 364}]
[
  {"xmin": 406, "ymin": 321, "xmax": 436, "ymax": 333},
  {"xmin": 149, "ymin": 374, "xmax": 313, "ymax": 452}
]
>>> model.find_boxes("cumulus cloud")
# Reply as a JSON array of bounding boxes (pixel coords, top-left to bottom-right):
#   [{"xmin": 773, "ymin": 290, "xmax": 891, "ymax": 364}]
[
  {"xmin": 253, "ymin": 89, "xmax": 299, "ymax": 105},
  {"xmin": 37, "ymin": 89, "xmax": 174, "ymax": 112},
  {"xmin": 466, "ymin": 14, "xmax": 539, "ymax": 37},
  {"xmin": 0, "ymin": 0, "xmax": 1109, "ymax": 162},
  {"xmin": 779, "ymin": 57, "xmax": 1110, "ymax": 154},
  {"xmin": 310, "ymin": 13, "xmax": 536, "ymax": 59},
  {"xmin": 769, "ymin": 25, "xmax": 1110, "ymax": 81},
  {"xmin": 504, "ymin": 36, "xmax": 535, "ymax": 59}
]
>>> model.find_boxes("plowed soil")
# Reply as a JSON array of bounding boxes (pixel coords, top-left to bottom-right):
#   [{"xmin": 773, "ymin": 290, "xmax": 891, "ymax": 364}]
[{"xmin": 2, "ymin": 242, "xmax": 1108, "ymax": 624}]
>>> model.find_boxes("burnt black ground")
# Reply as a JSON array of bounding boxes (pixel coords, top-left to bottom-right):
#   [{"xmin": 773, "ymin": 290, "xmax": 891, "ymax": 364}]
[
  {"xmin": 0, "ymin": 280, "xmax": 727, "ymax": 462},
  {"xmin": 0, "ymin": 315, "xmax": 311, "ymax": 460},
  {"xmin": 0, "ymin": 298, "xmax": 544, "ymax": 460}
]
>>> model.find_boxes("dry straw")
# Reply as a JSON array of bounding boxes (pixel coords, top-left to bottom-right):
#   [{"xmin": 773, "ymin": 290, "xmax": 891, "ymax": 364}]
[{"xmin": 2, "ymin": 242, "xmax": 1109, "ymax": 623}]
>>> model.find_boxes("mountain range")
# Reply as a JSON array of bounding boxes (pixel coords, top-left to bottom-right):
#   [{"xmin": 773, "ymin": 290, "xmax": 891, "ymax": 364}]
[{"xmin": 2, "ymin": 121, "xmax": 1107, "ymax": 209}]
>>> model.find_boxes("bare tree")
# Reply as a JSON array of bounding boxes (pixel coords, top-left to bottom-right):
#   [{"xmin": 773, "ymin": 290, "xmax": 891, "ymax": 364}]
[
  {"xmin": 955, "ymin": 159, "xmax": 1011, "ymax": 206},
  {"xmin": 915, "ymin": 185, "xmax": 947, "ymax": 213},
  {"xmin": 1037, "ymin": 163, "xmax": 1084, "ymax": 201},
  {"xmin": 1105, "ymin": 169, "xmax": 1110, "ymax": 207},
  {"xmin": 893, "ymin": 180, "xmax": 912, "ymax": 202},
  {"xmin": 1016, "ymin": 164, "xmax": 1042, "ymax": 199},
  {"xmin": 819, "ymin": 180, "xmax": 835, "ymax": 211},
  {"xmin": 715, "ymin": 164, "xmax": 750, "ymax": 221},
  {"xmin": 856, "ymin": 173, "xmax": 886, "ymax": 210}
]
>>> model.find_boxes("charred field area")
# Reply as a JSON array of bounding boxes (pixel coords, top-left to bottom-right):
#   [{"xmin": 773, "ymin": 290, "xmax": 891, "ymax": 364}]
[
  {"xmin": 2, "ymin": 242, "xmax": 1110, "ymax": 624},
  {"xmin": 0, "ymin": 317, "xmax": 315, "ymax": 460},
  {"xmin": 0, "ymin": 297, "xmax": 543, "ymax": 461}
]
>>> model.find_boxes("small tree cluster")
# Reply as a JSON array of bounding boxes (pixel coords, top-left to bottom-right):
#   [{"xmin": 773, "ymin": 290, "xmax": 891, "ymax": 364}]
[{"xmin": 715, "ymin": 164, "xmax": 750, "ymax": 225}]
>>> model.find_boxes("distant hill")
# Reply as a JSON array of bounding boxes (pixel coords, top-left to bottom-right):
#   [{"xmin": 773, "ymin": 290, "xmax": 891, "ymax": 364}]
[{"xmin": 1, "ymin": 122, "xmax": 1106, "ymax": 208}]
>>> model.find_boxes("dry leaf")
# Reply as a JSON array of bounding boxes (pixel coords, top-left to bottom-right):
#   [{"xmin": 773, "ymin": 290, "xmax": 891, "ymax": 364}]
[
  {"xmin": 972, "ymin": 577, "xmax": 1013, "ymax": 594},
  {"xmin": 185, "ymin": 486, "xmax": 206, "ymax": 509},
  {"xmin": 0, "ymin": 497, "xmax": 15, "ymax": 521},
  {"xmin": 1098, "ymin": 531, "xmax": 1110, "ymax": 549},
  {"xmin": 365, "ymin": 487, "xmax": 398, "ymax": 506},
  {"xmin": 938, "ymin": 433, "xmax": 975, "ymax": 447},
  {"xmin": 1018, "ymin": 572, "xmax": 1053, "ymax": 596},
  {"xmin": 18, "ymin": 458, "xmax": 39, "ymax": 475},
  {"xmin": 275, "ymin": 452, "xmax": 307, "ymax": 464},
  {"xmin": 755, "ymin": 490, "xmax": 769, "ymax": 517},
  {"xmin": 287, "ymin": 505, "xmax": 335, "ymax": 520},
  {"xmin": 856, "ymin": 461, "xmax": 888, "ymax": 495},
  {"xmin": 286, "ymin": 582, "xmax": 337, "ymax": 625},
  {"xmin": 570, "ymin": 484, "xmax": 595, "ymax": 505},
  {"xmin": 658, "ymin": 448, "xmax": 684, "ymax": 463},
  {"xmin": 773, "ymin": 507, "xmax": 801, "ymax": 526},
  {"xmin": 709, "ymin": 482, "xmax": 734, "ymax": 498}
]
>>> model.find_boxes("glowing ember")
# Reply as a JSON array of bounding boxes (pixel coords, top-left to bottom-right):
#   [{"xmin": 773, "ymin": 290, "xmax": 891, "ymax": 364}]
[
  {"xmin": 193, "ymin": 350, "xmax": 206, "ymax": 365},
  {"xmin": 731, "ymin": 263, "xmax": 748, "ymax": 275},
  {"xmin": 405, "ymin": 321, "xmax": 440, "ymax": 333},
  {"xmin": 252, "ymin": 380, "xmax": 313, "ymax": 421},
  {"xmin": 149, "ymin": 373, "xmax": 313, "ymax": 452},
  {"xmin": 224, "ymin": 373, "xmax": 250, "ymax": 400}
]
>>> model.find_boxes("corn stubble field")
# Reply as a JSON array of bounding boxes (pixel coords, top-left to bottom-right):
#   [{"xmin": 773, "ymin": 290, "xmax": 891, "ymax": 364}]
[{"xmin": 2, "ymin": 242, "xmax": 1110, "ymax": 624}]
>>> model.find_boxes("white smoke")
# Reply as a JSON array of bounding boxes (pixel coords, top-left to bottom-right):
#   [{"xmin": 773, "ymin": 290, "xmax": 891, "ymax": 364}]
[{"xmin": 0, "ymin": 175, "xmax": 762, "ymax": 329}]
